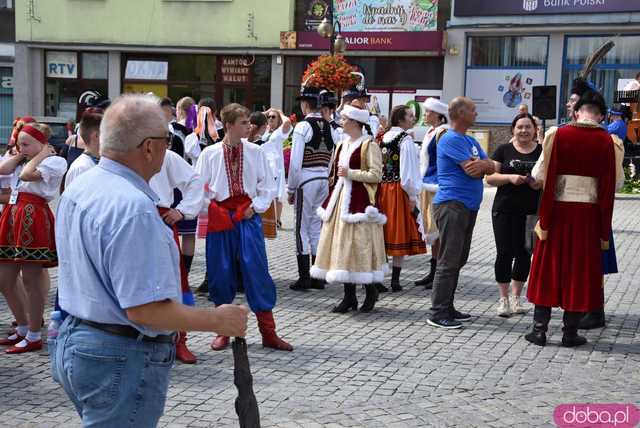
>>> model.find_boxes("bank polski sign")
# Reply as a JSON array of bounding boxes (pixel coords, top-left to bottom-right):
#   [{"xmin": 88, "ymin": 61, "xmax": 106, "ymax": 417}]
[
  {"xmin": 46, "ymin": 51, "xmax": 78, "ymax": 79},
  {"xmin": 454, "ymin": 0, "xmax": 640, "ymax": 16}
]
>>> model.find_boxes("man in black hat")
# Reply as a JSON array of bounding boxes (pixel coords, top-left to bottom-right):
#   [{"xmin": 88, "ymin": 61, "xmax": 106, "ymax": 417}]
[
  {"xmin": 341, "ymin": 86, "xmax": 380, "ymax": 138},
  {"xmin": 287, "ymin": 86, "xmax": 340, "ymax": 291}
]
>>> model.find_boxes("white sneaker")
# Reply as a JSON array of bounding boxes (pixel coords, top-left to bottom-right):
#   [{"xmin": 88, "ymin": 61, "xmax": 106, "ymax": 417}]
[
  {"xmin": 510, "ymin": 295, "xmax": 527, "ymax": 314},
  {"xmin": 497, "ymin": 297, "xmax": 511, "ymax": 317}
]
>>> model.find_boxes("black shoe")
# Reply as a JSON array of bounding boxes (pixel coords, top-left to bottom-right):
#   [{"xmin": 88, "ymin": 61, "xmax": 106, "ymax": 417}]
[
  {"xmin": 524, "ymin": 331, "xmax": 547, "ymax": 346},
  {"xmin": 415, "ymin": 258, "xmax": 436, "ymax": 289},
  {"xmin": 332, "ymin": 284, "xmax": 357, "ymax": 313},
  {"xmin": 561, "ymin": 333, "xmax": 588, "ymax": 347},
  {"xmin": 310, "ymin": 278, "xmax": 326, "ymax": 290},
  {"xmin": 290, "ymin": 279, "xmax": 310, "ymax": 291},
  {"xmin": 197, "ymin": 275, "xmax": 209, "ymax": 294},
  {"xmin": 452, "ymin": 310, "xmax": 472, "ymax": 322},
  {"xmin": 360, "ymin": 284, "xmax": 379, "ymax": 313},
  {"xmin": 375, "ymin": 283, "xmax": 389, "ymax": 293},
  {"xmin": 291, "ymin": 254, "xmax": 311, "ymax": 291},
  {"xmin": 427, "ymin": 318, "xmax": 462, "ymax": 329},
  {"xmin": 577, "ymin": 310, "xmax": 605, "ymax": 330},
  {"xmin": 391, "ymin": 266, "xmax": 402, "ymax": 292}
]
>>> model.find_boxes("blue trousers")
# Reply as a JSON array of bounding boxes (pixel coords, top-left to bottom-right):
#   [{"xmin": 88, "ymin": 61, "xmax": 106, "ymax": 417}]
[
  {"xmin": 49, "ymin": 317, "xmax": 174, "ymax": 428},
  {"xmin": 206, "ymin": 214, "xmax": 276, "ymax": 312}
]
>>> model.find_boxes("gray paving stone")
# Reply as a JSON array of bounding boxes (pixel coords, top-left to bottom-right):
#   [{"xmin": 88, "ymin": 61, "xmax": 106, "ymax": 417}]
[{"xmin": 1, "ymin": 189, "xmax": 639, "ymax": 427}]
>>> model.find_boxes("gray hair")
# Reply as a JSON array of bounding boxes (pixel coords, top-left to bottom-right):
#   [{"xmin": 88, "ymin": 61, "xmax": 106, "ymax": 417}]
[
  {"xmin": 100, "ymin": 94, "xmax": 167, "ymax": 155},
  {"xmin": 448, "ymin": 96, "xmax": 474, "ymax": 121}
]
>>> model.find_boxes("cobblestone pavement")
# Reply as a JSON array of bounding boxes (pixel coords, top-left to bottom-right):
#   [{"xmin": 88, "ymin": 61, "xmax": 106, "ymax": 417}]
[{"xmin": 1, "ymin": 188, "xmax": 639, "ymax": 427}]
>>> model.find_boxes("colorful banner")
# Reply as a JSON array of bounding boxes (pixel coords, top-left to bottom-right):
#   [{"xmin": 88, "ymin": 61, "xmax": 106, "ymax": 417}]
[
  {"xmin": 465, "ymin": 68, "xmax": 546, "ymax": 123},
  {"xmin": 335, "ymin": 0, "xmax": 438, "ymax": 32},
  {"xmin": 454, "ymin": 0, "xmax": 640, "ymax": 16},
  {"xmin": 294, "ymin": 30, "xmax": 443, "ymax": 52}
]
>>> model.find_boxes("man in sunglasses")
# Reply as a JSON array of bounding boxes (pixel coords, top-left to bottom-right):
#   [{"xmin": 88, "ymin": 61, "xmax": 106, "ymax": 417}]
[{"xmin": 52, "ymin": 94, "xmax": 248, "ymax": 426}]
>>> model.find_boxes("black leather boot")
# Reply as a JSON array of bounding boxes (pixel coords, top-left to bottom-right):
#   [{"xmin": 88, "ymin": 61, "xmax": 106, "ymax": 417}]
[
  {"xmin": 524, "ymin": 305, "xmax": 551, "ymax": 346},
  {"xmin": 310, "ymin": 255, "xmax": 326, "ymax": 290},
  {"xmin": 415, "ymin": 258, "xmax": 436, "ymax": 289},
  {"xmin": 290, "ymin": 255, "xmax": 311, "ymax": 291},
  {"xmin": 375, "ymin": 283, "xmax": 389, "ymax": 293},
  {"xmin": 360, "ymin": 283, "xmax": 379, "ymax": 313},
  {"xmin": 391, "ymin": 266, "xmax": 402, "ymax": 292},
  {"xmin": 197, "ymin": 272, "xmax": 209, "ymax": 294},
  {"xmin": 562, "ymin": 311, "xmax": 588, "ymax": 347},
  {"xmin": 332, "ymin": 283, "xmax": 357, "ymax": 313}
]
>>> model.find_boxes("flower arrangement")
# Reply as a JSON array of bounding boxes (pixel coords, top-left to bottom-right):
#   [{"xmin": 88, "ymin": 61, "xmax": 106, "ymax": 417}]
[{"xmin": 301, "ymin": 55, "xmax": 359, "ymax": 93}]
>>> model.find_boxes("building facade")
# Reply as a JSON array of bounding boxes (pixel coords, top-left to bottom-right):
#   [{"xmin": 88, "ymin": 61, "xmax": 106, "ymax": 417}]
[
  {"xmin": 14, "ymin": 0, "xmax": 293, "ymax": 120},
  {"xmin": 282, "ymin": 0, "xmax": 449, "ymax": 126},
  {"xmin": 0, "ymin": 0, "xmax": 14, "ymax": 143},
  {"xmin": 443, "ymin": 0, "xmax": 640, "ymax": 149}
]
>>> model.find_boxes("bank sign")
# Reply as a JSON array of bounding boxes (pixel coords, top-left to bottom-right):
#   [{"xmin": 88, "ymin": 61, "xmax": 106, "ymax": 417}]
[{"xmin": 454, "ymin": 0, "xmax": 640, "ymax": 16}]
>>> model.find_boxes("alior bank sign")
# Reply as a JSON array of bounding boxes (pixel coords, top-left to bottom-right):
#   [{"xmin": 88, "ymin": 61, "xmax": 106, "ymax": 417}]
[{"xmin": 454, "ymin": 0, "xmax": 640, "ymax": 16}]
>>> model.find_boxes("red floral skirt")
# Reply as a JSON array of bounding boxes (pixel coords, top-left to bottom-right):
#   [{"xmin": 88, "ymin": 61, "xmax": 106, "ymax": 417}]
[
  {"xmin": 377, "ymin": 181, "xmax": 426, "ymax": 257},
  {"xmin": 527, "ymin": 202, "xmax": 604, "ymax": 312},
  {"xmin": 0, "ymin": 193, "xmax": 57, "ymax": 267}
]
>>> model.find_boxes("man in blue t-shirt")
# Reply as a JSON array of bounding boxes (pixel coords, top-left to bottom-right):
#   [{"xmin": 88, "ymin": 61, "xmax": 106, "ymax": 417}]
[{"xmin": 428, "ymin": 97, "xmax": 495, "ymax": 329}]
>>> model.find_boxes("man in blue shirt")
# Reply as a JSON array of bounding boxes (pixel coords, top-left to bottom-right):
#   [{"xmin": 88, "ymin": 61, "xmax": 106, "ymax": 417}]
[
  {"xmin": 428, "ymin": 97, "xmax": 495, "ymax": 329},
  {"xmin": 606, "ymin": 104, "xmax": 628, "ymax": 141},
  {"xmin": 51, "ymin": 95, "xmax": 249, "ymax": 427}
]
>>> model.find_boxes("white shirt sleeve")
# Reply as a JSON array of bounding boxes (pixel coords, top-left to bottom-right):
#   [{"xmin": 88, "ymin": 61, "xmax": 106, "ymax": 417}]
[
  {"xmin": 194, "ymin": 148, "xmax": 212, "ymax": 213},
  {"xmin": 184, "ymin": 133, "xmax": 202, "ymax": 164},
  {"xmin": 252, "ymin": 148, "xmax": 276, "ymax": 213},
  {"xmin": 165, "ymin": 152, "xmax": 203, "ymax": 220},
  {"xmin": 287, "ymin": 121, "xmax": 311, "ymax": 193},
  {"xmin": 37, "ymin": 156, "xmax": 67, "ymax": 185},
  {"xmin": 400, "ymin": 135, "xmax": 422, "ymax": 202}
]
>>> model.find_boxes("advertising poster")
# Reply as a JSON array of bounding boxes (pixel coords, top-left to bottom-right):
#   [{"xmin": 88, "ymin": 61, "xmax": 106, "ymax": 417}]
[
  {"xmin": 465, "ymin": 69, "xmax": 546, "ymax": 123},
  {"xmin": 334, "ymin": 0, "xmax": 438, "ymax": 32}
]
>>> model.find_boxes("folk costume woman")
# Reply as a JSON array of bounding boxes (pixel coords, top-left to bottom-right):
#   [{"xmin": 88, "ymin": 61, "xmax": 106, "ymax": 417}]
[
  {"xmin": 415, "ymin": 98, "xmax": 449, "ymax": 290},
  {"xmin": 264, "ymin": 108, "xmax": 293, "ymax": 228},
  {"xmin": 0, "ymin": 124, "xmax": 67, "ymax": 354},
  {"xmin": 311, "ymin": 105, "xmax": 387, "ymax": 313},
  {"xmin": 378, "ymin": 105, "xmax": 426, "ymax": 292}
]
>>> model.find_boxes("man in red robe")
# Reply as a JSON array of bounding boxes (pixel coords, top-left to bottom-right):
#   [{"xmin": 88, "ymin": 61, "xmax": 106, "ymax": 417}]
[{"xmin": 526, "ymin": 90, "xmax": 616, "ymax": 347}]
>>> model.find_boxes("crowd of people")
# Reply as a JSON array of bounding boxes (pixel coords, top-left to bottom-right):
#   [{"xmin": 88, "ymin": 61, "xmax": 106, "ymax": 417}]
[{"xmin": 0, "ymin": 71, "xmax": 628, "ymax": 425}]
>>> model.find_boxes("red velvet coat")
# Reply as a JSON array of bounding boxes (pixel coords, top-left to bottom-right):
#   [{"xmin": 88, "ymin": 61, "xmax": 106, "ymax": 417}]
[{"xmin": 527, "ymin": 122, "xmax": 616, "ymax": 312}]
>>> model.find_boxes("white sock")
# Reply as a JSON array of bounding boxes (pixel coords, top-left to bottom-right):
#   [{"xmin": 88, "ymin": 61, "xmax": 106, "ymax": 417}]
[
  {"xmin": 26, "ymin": 330, "xmax": 42, "ymax": 342},
  {"xmin": 16, "ymin": 325, "xmax": 28, "ymax": 337},
  {"xmin": 15, "ymin": 331, "xmax": 41, "ymax": 348}
]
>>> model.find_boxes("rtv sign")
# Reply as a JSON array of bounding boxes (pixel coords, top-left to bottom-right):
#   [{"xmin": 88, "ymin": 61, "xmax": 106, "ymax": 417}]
[{"xmin": 46, "ymin": 51, "xmax": 78, "ymax": 79}]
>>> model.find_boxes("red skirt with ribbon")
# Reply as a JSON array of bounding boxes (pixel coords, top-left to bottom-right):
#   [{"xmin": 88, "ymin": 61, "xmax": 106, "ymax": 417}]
[{"xmin": 0, "ymin": 192, "xmax": 57, "ymax": 267}]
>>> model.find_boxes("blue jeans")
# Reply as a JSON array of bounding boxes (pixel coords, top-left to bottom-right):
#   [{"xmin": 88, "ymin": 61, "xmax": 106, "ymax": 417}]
[{"xmin": 49, "ymin": 317, "xmax": 175, "ymax": 428}]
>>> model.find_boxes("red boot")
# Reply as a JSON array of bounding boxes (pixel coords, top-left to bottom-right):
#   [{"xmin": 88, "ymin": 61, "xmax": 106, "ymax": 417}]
[
  {"xmin": 175, "ymin": 331, "xmax": 197, "ymax": 364},
  {"xmin": 6, "ymin": 339, "xmax": 42, "ymax": 354},
  {"xmin": 210, "ymin": 334, "xmax": 230, "ymax": 351},
  {"xmin": 256, "ymin": 311, "xmax": 293, "ymax": 351}
]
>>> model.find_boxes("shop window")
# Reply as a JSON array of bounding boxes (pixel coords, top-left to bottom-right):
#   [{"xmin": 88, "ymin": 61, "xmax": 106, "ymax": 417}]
[
  {"xmin": 561, "ymin": 35, "xmax": 640, "ymax": 120},
  {"xmin": 82, "ymin": 53, "xmax": 108, "ymax": 80},
  {"xmin": 45, "ymin": 50, "xmax": 108, "ymax": 120},
  {"xmin": 467, "ymin": 36, "xmax": 548, "ymax": 68}
]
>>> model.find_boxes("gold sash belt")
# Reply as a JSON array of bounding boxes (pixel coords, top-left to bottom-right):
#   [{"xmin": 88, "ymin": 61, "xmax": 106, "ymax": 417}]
[{"xmin": 554, "ymin": 175, "xmax": 598, "ymax": 204}]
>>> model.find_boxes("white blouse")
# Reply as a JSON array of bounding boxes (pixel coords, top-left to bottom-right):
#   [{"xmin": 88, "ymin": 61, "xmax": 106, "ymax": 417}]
[
  {"xmin": 262, "ymin": 126, "xmax": 288, "ymax": 200},
  {"xmin": 149, "ymin": 150, "xmax": 204, "ymax": 219},
  {"xmin": 382, "ymin": 127, "xmax": 422, "ymax": 202},
  {"xmin": 183, "ymin": 132, "xmax": 202, "ymax": 165},
  {"xmin": 13, "ymin": 156, "xmax": 67, "ymax": 202},
  {"xmin": 195, "ymin": 141, "xmax": 275, "ymax": 214},
  {"xmin": 65, "ymin": 153, "xmax": 97, "ymax": 189}
]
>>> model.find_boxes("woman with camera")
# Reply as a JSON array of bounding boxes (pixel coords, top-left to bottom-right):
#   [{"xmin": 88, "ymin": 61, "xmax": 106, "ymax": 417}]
[{"xmin": 486, "ymin": 113, "xmax": 542, "ymax": 317}]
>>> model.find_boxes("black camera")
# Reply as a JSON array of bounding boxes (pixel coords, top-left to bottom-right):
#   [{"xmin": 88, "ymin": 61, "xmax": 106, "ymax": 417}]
[{"xmin": 509, "ymin": 159, "xmax": 537, "ymax": 176}]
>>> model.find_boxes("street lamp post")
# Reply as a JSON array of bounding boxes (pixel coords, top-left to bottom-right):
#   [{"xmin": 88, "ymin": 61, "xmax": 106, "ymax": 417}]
[{"xmin": 317, "ymin": 9, "xmax": 346, "ymax": 55}]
